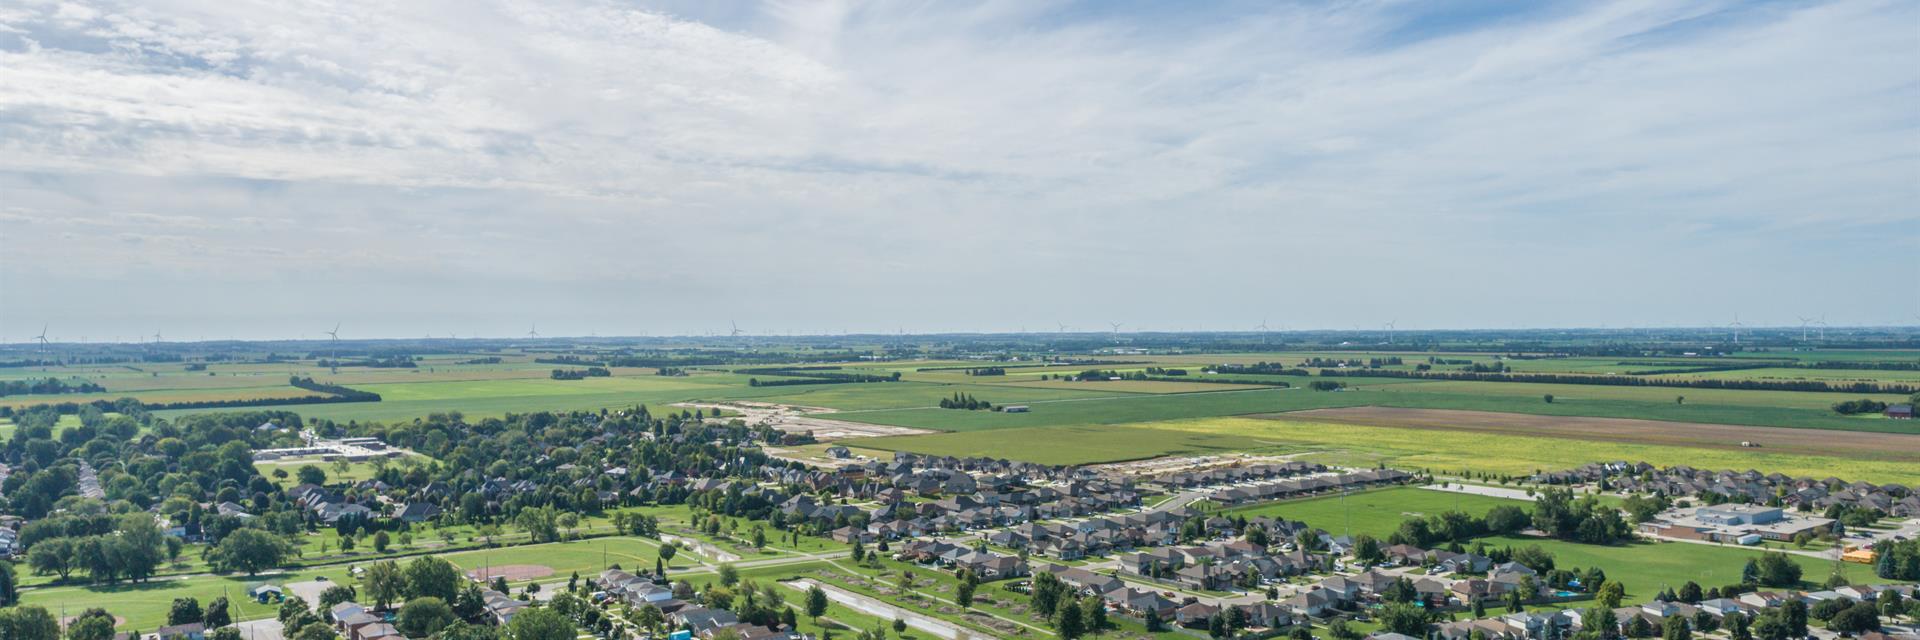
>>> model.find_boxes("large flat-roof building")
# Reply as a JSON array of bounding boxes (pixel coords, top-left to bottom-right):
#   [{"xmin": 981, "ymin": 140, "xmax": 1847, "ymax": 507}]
[{"xmin": 1696, "ymin": 504, "xmax": 1782, "ymax": 526}]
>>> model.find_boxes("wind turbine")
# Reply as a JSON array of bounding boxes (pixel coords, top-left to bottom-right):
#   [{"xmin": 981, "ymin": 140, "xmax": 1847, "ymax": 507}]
[
  {"xmin": 1384, "ymin": 320, "xmax": 1397, "ymax": 345},
  {"xmin": 1057, "ymin": 322, "xmax": 1069, "ymax": 334},
  {"xmin": 1728, "ymin": 315, "xmax": 1744, "ymax": 345},
  {"xmin": 1797, "ymin": 316, "xmax": 1813, "ymax": 342},
  {"xmin": 526, "ymin": 323, "xmax": 540, "ymax": 340},
  {"xmin": 153, "ymin": 330, "xmax": 163, "ymax": 343},
  {"xmin": 1108, "ymin": 322, "xmax": 1123, "ymax": 341},
  {"xmin": 324, "ymin": 323, "xmax": 341, "ymax": 360},
  {"xmin": 34, "ymin": 324, "xmax": 49, "ymax": 351},
  {"xmin": 729, "ymin": 321, "xmax": 744, "ymax": 339},
  {"xmin": 1256, "ymin": 318, "xmax": 1272, "ymax": 345}
]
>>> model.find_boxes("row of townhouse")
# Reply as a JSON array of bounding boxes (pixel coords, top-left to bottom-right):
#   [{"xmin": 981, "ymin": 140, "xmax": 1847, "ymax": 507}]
[
  {"xmin": 285, "ymin": 483, "xmax": 445, "ymax": 525},
  {"xmin": 1207, "ymin": 468, "xmax": 1415, "ymax": 507},
  {"xmin": 1285, "ymin": 562, "xmax": 1546, "ymax": 617},
  {"xmin": 894, "ymin": 540, "xmax": 1031, "ymax": 580},
  {"xmin": 593, "ymin": 570, "xmax": 809, "ymax": 639},
  {"xmin": 1035, "ymin": 564, "xmax": 1302, "ymax": 631},
  {"xmin": 1150, "ymin": 461, "xmax": 1327, "ymax": 490},
  {"xmin": 1533, "ymin": 462, "xmax": 1920, "ymax": 516},
  {"xmin": 1120, "ymin": 539, "xmax": 1328, "ymax": 591},
  {"xmin": 1546, "ymin": 584, "xmax": 1920, "ymax": 640},
  {"xmin": 820, "ymin": 480, "xmax": 1146, "ymax": 543}
]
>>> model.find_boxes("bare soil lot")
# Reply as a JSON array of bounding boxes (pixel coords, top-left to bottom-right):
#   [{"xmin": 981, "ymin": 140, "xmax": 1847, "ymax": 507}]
[{"xmin": 1264, "ymin": 407, "xmax": 1920, "ymax": 461}]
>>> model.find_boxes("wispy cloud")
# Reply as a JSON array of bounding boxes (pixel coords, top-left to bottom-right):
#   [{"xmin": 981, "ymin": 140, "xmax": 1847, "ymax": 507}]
[{"xmin": 0, "ymin": 0, "xmax": 1913, "ymax": 338}]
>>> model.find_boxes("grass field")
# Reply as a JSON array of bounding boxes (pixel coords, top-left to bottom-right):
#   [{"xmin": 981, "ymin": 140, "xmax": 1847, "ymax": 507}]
[
  {"xmin": 1222, "ymin": 486, "xmax": 1529, "ymax": 539},
  {"xmin": 1471, "ymin": 535, "xmax": 1880, "ymax": 603}
]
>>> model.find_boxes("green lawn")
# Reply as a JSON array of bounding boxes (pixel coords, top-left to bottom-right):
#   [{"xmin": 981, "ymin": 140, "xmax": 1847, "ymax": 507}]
[
  {"xmin": 1222, "ymin": 486, "xmax": 1528, "ymax": 540},
  {"xmin": 1472, "ymin": 535, "xmax": 1882, "ymax": 603}
]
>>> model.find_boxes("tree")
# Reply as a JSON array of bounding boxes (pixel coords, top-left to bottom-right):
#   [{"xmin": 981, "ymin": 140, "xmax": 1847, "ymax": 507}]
[
  {"xmin": 503, "ymin": 608, "xmax": 574, "ymax": 640},
  {"xmin": 213, "ymin": 529, "xmax": 292, "ymax": 576},
  {"xmin": 373, "ymin": 531, "xmax": 391, "ymax": 553},
  {"xmin": 1544, "ymin": 394, "xmax": 1555, "ymax": 404},
  {"xmin": 1661, "ymin": 615, "xmax": 1691, "ymax": 640},
  {"xmin": 1627, "ymin": 615, "xmax": 1654, "ymax": 638},
  {"xmin": 806, "ymin": 585, "xmax": 829, "ymax": 622},
  {"xmin": 1677, "ymin": 581, "xmax": 1702, "ymax": 604},
  {"xmin": 718, "ymin": 563, "xmax": 739, "ymax": 587},
  {"xmin": 1754, "ymin": 553, "xmax": 1802, "ymax": 587},
  {"xmin": 1380, "ymin": 602, "xmax": 1431, "ymax": 636},
  {"xmin": 1144, "ymin": 609, "xmax": 1165, "ymax": 632},
  {"xmin": 297, "ymin": 465, "xmax": 327, "ymax": 485},
  {"xmin": 0, "ymin": 561, "xmax": 17, "ymax": 606},
  {"xmin": 954, "ymin": 570, "xmax": 977, "ymax": 607},
  {"xmin": 278, "ymin": 596, "xmax": 315, "ymax": 629},
  {"xmin": 397, "ymin": 597, "xmax": 458, "ymax": 638},
  {"xmin": 362, "ymin": 561, "xmax": 407, "ymax": 610},
  {"xmin": 405, "ymin": 557, "xmax": 462, "ymax": 602},
  {"xmin": 1083, "ymin": 597, "xmax": 1107, "ymax": 634},
  {"xmin": 27, "ymin": 538, "xmax": 74, "ymax": 581},
  {"xmin": 1781, "ymin": 599, "xmax": 1809, "ymax": 637},
  {"xmin": 292, "ymin": 622, "xmax": 338, "ymax": 640},
  {"xmin": 0, "ymin": 606, "xmax": 61, "ymax": 640},
  {"xmin": 65, "ymin": 614, "xmax": 115, "ymax": 640},
  {"xmin": 1827, "ymin": 602, "xmax": 1881, "ymax": 633},
  {"xmin": 891, "ymin": 618, "xmax": 906, "ymax": 634},
  {"xmin": 169, "ymin": 597, "xmax": 205, "ymax": 625},
  {"xmin": 318, "ymin": 586, "xmax": 357, "ymax": 611},
  {"xmin": 1054, "ymin": 599, "xmax": 1085, "ymax": 640},
  {"xmin": 205, "ymin": 597, "xmax": 234, "ymax": 628},
  {"xmin": 1598, "ymin": 580, "xmax": 1626, "ymax": 609}
]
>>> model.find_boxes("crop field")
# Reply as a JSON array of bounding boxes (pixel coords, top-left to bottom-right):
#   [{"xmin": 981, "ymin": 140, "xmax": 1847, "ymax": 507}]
[
  {"xmin": 1274, "ymin": 407, "xmax": 1920, "ymax": 462},
  {"xmin": 995, "ymin": 378, "xmax": 1273, "ymax": 393},
  {"xmin": 856, "ymin": 423, "xmax": 1296, "ymax": 466},
  {"xmin": 1222, "ymin": 486, "xmax": 1528, "ymax": 539},
  {"xmin": 825, "ymin": 387, "xmax": 1367, "ymax": 431},
  {"xmin": 758, "ymin": 380, "xmax": 1120, "ymax": 410}
]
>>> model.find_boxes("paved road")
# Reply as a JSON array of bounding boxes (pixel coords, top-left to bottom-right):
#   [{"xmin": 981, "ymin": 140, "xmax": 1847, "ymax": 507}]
[
  {"xmin": 1422, "ymin": 483, "xmax": 1538, "ymax": 502},
  {"xmin": 783, "ymin": 579, "xmax": 969, "ymax": 640}
]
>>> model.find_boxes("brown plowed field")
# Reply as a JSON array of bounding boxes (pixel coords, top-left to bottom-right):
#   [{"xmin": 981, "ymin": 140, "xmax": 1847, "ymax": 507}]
[{"xmin": 1261, "ymin": 407, "xmax": 1920, "ymax": 461}]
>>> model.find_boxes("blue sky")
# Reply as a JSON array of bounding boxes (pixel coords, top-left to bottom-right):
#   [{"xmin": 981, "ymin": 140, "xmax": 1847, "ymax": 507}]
[{"xmin": 0, "ymin": 0, "xmax": 1914, "ymax": 341}]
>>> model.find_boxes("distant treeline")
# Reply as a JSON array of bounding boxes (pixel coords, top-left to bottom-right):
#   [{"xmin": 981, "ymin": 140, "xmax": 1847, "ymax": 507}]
[
  {"xmin": 964, "ymin": 367, "xmax": 1006, "ymax": 376},
  {"xmin": 1144, "ymin": 367, "xmax": 1187, "ymax": 376},
  {"xmin": 914, "ymin": 361, "xmax": 1147, "ymax": 373},
  {"xmin": 1314, "ymin": 368, "xmax": 1920, "ymax": 394},
  {"xmin": 288, "ymin": 376, "xmax": 381, "ymax": 401},
  {"xmin": 0, "ymin": 378, "xmax": 107, "ymax": 397},
  {"xmin": 1208, "ymin": 362, "xmax": 1311, "ymax": 376},
  {"xmin": 1143, "ymin": 376, "xmax": 1290, "ymax": 388},
  {"xmin": 655, "ymin": 367, "xmax": 689, "ymax": 377},
  {"xmin": 551, "ymin": 367, "xmax": 611, "ymax": 380},
  {"xmin": 736, "ymin": 366, "xmax": 900, "ymax": 383},
  {"xmin": 459, "ymin": 357, "xmax": 503, "ymax": 365},
  {"xmin": 319, "ymin": 356, "xmax": 417, "ymax": 368},
  {"xmin": 1832, "ymin": 399, "xmax": 1890, "ymax": 415}
]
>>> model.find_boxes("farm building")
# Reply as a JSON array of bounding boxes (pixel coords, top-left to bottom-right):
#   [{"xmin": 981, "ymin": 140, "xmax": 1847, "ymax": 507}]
[
  {"xmin": 1886, "ymin": 404, "xmax": 1915, "ymax": 419},
  {"xmin": 1002, "ymin": 405, "xmax": 1030, "ymax": 413}
]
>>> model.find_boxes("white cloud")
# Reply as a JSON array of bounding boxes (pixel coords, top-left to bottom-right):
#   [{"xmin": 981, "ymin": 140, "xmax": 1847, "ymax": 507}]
[{"xmin": 0, "ymin": 0, "xmax": 1913, "ymax": 338}]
